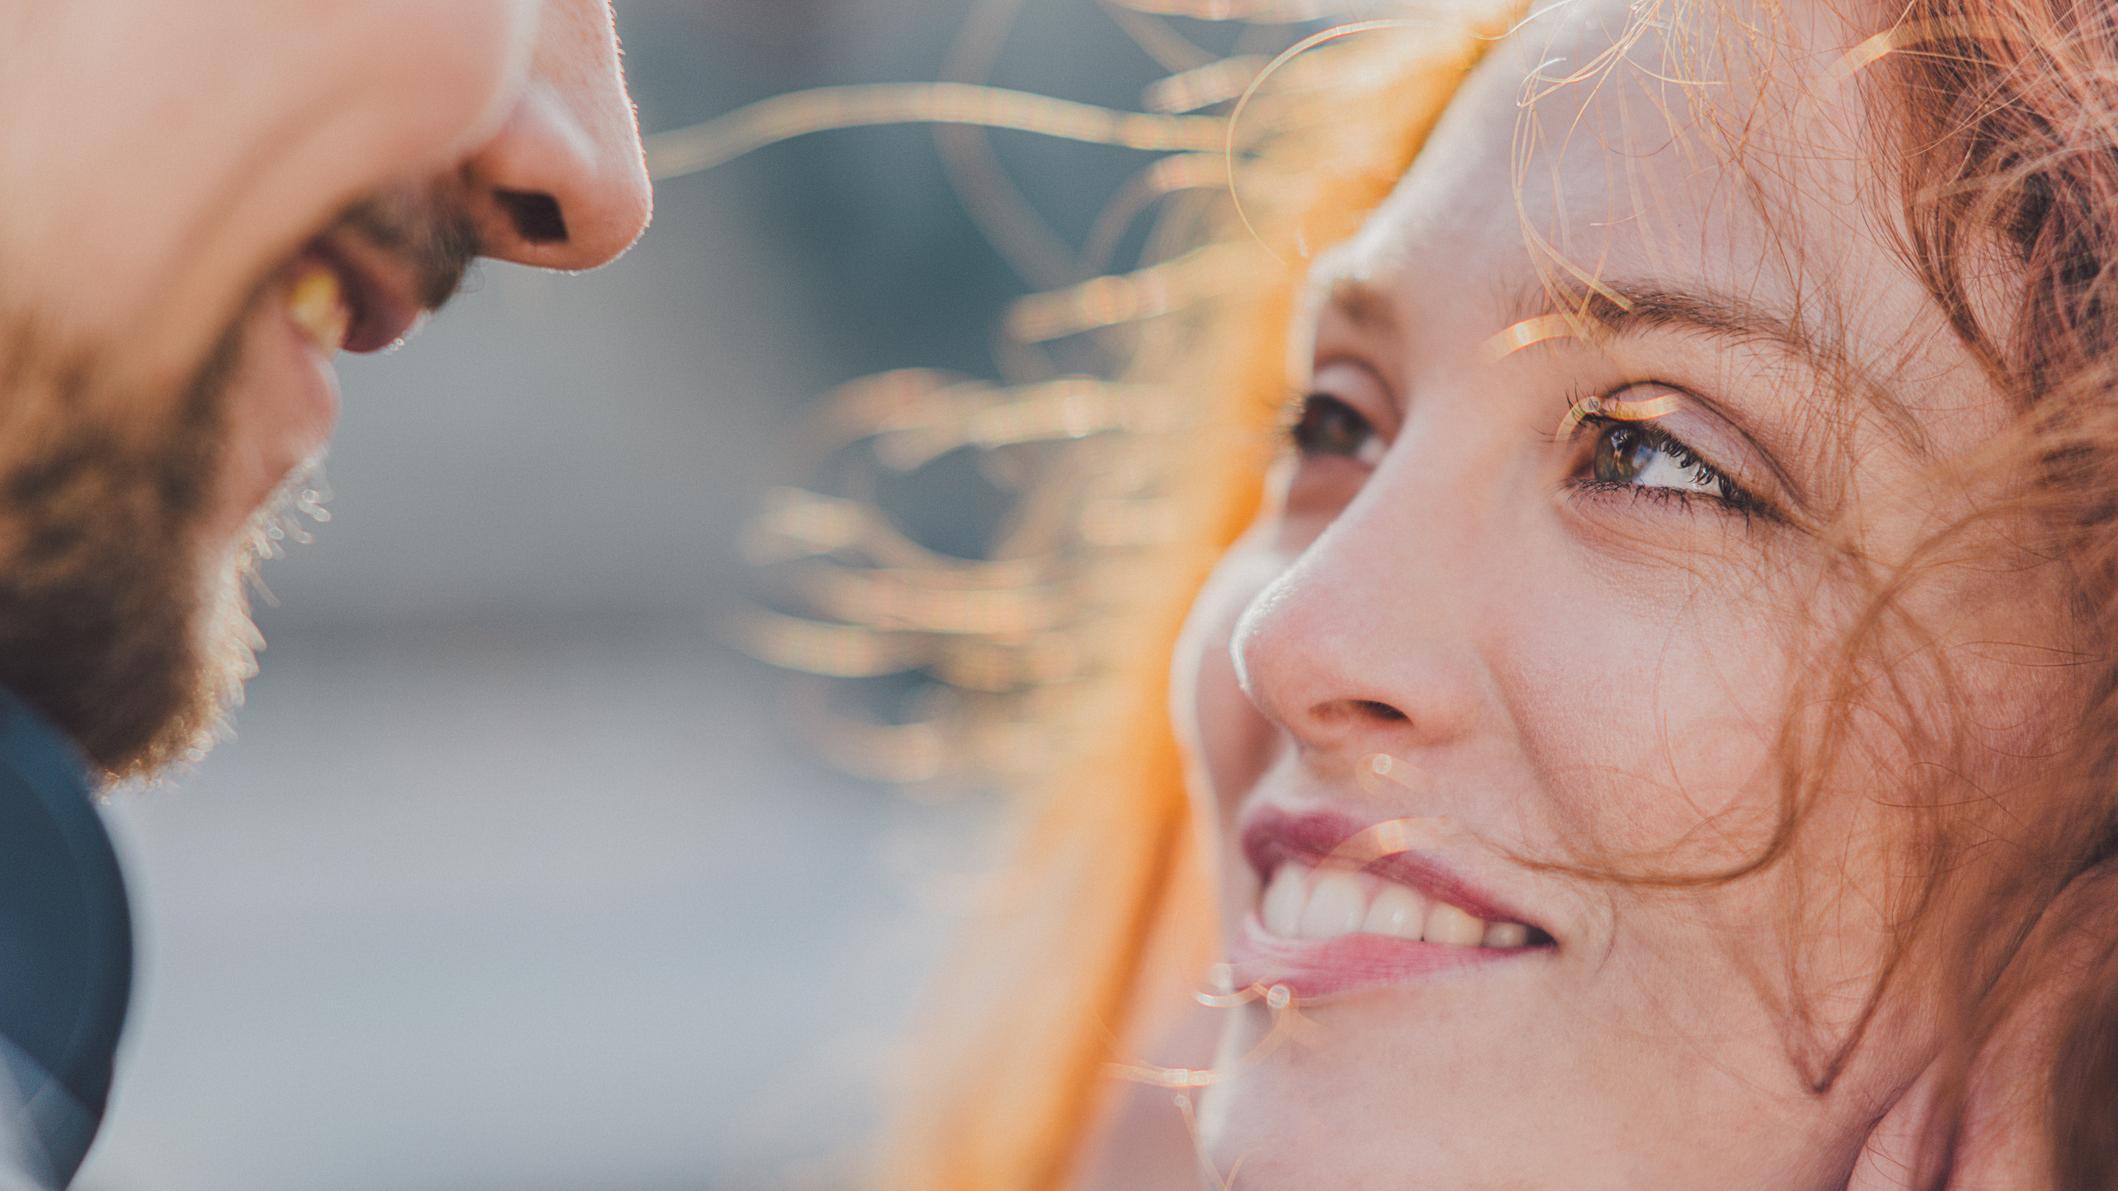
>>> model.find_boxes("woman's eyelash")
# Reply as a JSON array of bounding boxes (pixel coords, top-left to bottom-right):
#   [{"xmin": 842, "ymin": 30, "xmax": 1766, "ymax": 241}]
[
  {"xmin": 1281, "ymin": 383, "xmax": 1776, "ymax": 522},
  {"xmin": 1555, "ymin": 385, "xmax": 1776, "ymax": 521},
  {"xmin": 1567, "ymin": 409, "xmax": 1771, "ymax": 519}
]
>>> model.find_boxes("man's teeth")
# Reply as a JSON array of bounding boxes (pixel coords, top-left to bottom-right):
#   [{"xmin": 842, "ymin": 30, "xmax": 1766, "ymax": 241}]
[
  {"xmin": 286, "ymin": 260, "xmax": 351, "ymax": 353},
  {"xmin": 1259, "ymin": 861, "xmax": 1536, "ymax": 949}
]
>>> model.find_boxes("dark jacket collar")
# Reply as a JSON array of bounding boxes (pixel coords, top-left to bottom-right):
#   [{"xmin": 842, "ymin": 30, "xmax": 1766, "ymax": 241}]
[{"xmin": 0, "ymin": 690, "xmax": 131, "ymax": 1187}]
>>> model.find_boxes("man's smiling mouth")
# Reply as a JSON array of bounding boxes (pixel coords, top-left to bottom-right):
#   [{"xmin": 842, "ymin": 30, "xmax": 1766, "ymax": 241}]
[
  {"xmin": 284, "ymin": 257, "xmax": 353, "ymax": 354},
  {"xmin": 277, "ymin": 225, "xmax": 443, "ymax": 359}
]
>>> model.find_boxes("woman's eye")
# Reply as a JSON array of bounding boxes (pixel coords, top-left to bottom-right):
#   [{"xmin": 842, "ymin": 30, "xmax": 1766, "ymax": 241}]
[
  {"xmin": 1289, "ymin": 394, "xmax": 1384, "ymax": 466},
  {"xmin": 1583, "ymin": 416, "xmax": 1760, "ymax": 513}
]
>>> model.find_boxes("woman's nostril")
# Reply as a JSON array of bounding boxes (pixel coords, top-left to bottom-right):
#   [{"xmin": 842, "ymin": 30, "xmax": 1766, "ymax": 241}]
[
  {"xmin": 494, "ymin": 189, "xmax": 568, "ymax": 244},
  {"xmin": 1354, "ymin": 699, "xmax": 1407, "ymax": 721}
]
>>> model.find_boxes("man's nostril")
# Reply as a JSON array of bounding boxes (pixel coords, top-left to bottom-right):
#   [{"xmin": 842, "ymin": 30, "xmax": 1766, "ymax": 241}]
[{"xmin": 494, "ymin": 189, "xmax": 568, "ymax": 244}]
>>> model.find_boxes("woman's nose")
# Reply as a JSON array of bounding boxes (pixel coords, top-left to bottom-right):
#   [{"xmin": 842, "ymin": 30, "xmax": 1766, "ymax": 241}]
[
  {"xmin": 1230, "ymin": 507, "xmax": 1483, "ymax": 761},
  {"xmin": 461, "ymin": 0, "xmax": 653, "ymax": 269}
]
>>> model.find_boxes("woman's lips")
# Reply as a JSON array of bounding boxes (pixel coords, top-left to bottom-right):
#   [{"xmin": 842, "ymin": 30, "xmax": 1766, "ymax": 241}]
[
  {"xmin": 1229, "ymin": 807, "xmax": 1555, "ymax": 1001},
  {"xmin": 1241, "ymin": 806, "xmax": 1549, "ymax": 929},
  {"xmin": 1230, "ymin": 913, "xmax": 1538, "ymax": 1001}
]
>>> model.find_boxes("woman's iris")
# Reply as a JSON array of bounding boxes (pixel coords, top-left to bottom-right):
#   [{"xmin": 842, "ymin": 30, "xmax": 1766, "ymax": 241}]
[
  {"xmin": 1590, "ymin": 419, "xmax": 1728, "ymax": 498},
  {"xmin": 1291, "ymin": 395, "xmax": 1377, "ymax": 461},
  {"xmin": 1593, "ymin": 423, "xmax": 1662, "ymax": 484}
]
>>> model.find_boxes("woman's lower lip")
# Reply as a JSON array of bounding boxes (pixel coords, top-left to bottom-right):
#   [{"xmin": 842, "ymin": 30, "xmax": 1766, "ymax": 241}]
[{"xmin": 1228, "ymin": 914, "xmax": 1545, "ymax": 1002}]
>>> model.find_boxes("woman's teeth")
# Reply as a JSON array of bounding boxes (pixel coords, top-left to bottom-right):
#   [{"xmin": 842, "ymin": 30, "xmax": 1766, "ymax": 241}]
[
  {"xmin": 286, "ymin": 260, "xmax": 351, "ymax": 353},
  {"xmin": 1259, "ymin": 860, "xmax": 1534, "ymax": 949}
]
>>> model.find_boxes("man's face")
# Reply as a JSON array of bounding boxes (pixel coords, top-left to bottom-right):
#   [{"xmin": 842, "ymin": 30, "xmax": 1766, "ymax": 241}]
[{"xmin": 0, "ymin": 1, "xmax": 653, "ymax": 777}]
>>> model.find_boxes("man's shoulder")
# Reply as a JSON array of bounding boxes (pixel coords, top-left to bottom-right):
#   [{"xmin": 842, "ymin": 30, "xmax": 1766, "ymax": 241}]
[
  {"xmin": 0, "ymin": 1034, "xmax": 93, "ymax": 1191},
  {"xmin": 0, "ymin": 692, "xmax": 129, "ymax": 1189}
]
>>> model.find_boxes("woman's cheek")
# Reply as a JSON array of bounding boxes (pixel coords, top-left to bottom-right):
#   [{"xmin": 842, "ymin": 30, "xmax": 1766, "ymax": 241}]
[
  {"xmin": 1171, "ymin": 535, "xmax": 1288, "ymax": 827},
  {"xmin": 1505, "ymin": 579, "xmax": 1792, "ymax": 864}
]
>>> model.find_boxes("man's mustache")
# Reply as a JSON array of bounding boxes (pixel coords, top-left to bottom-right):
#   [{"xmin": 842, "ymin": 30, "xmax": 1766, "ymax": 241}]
[{"xmin": 333, "ymin": 183, "xmax": 481, "ymax": 313}]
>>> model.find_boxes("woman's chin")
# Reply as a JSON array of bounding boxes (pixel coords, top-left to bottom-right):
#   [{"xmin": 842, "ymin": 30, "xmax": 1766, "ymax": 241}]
[
  {"xmin": 1195, "ymin": 1070, "xmax": 1591, "ymax": 1191},
  {"xmin": 1193, "ymin": 1001, "xmax": 1515, "ymax": 1186},
  {"xmin": 1188, "ymin": 983, "xmax": 1664, "ymax": 1190},
  {"xmin": 1195, "ymin": 1072, "xmax": 1480, "ymax": 1191}
]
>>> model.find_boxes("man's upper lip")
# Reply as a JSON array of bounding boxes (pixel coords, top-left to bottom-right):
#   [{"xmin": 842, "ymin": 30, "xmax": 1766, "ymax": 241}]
[
  {"xmin": 310, "ymin": 229, "xmax": 428, "ymax": 354},
  {"xmin": 1240, "ymin": 805, "xmax": 1549, "ymax": 935}
]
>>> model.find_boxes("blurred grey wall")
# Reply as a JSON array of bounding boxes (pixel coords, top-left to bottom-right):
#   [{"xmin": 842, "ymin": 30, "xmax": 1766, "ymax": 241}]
[{"xmin": 68, "ymin": 1, "xmax": 1176, "ymax": 1187}]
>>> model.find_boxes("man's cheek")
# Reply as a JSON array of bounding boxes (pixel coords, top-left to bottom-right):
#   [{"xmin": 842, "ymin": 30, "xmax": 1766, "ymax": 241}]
[{"xmin": 9, "ymin": 0, "xmax": 535, "ymax": 401}]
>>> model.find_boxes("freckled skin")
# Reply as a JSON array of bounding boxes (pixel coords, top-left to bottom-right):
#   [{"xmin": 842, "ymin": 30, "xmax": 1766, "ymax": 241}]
[{"xmin": 1170, "ymin": 0, "xmax": 2071, "ymax": 1186}]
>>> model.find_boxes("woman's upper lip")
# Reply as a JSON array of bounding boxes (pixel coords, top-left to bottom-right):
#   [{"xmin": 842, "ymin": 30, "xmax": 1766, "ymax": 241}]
[
  {"xmin": 1239, "ymin": 804, "xmax": 1551, "ymax": 936},
  {"xmin": 311, "ymin": 229, "xmax": 429, "ymax": 354}
]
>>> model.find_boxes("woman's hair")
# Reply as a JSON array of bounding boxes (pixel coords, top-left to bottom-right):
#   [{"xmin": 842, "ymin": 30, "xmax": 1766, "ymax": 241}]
[
  {"xmin": 1872, "ymin": 0, "xmax": 2118, "ymax": 1179},
  {"xmin": 738, "ymin": 0, "xmax": 2118, "ymax": 1185}
]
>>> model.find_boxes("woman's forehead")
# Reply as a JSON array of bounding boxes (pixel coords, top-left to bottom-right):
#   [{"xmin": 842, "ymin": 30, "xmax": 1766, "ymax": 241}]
[{"xmin": 1335, "ymin": 0, "xmax": 1922, "ymax": 362}]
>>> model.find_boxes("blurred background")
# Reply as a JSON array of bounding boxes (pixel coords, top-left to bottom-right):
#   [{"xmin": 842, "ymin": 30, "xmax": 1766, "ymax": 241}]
[{"xmin": 68, "ymin": 1, "xmax": 1241, "ymax": 1187}]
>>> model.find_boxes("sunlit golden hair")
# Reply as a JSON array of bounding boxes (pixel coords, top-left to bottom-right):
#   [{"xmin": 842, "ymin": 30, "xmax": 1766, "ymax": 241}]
[{"xmin": 681, "ymin": 0, "xmax": 2118, "ymax": 1184}]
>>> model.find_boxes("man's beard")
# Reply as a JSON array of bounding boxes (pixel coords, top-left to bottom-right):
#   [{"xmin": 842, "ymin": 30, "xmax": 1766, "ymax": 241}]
[
  {"xmin": 0, "ymin": 183, "xmax": 474, "ymax": 782},
  {"xmin": 0, "ymin": 325, "xmax": 259, "ymax": 781}
]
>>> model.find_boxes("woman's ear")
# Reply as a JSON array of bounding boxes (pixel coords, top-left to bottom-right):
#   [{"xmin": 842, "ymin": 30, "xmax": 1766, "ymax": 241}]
[{"xmin": 1848, "ymin": 865, "xmax": 2118, "ymax": 1191}]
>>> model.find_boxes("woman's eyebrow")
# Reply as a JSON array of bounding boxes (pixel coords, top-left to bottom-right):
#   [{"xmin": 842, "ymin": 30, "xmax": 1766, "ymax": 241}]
[
  {"xmin": 1328, "ymin": 277, "xmax": 1403, "ymax": 336},
  {"xmin": 1512, "ymin": 280, "xmax": 1929, "ymax": 459},
  {"xmin": 1570, "ymin": 283, "xmax": 1837, "ymax": 365},
  {"xmin": 1306, "ymin": 273, "xmax": 1404, "ymax": 340},
  {"xmin": 1319, "ymin": 272, "xmax": 1827, "ymax": 370},
  {"xmin": 1309, "ymin": 271, "xmax": 1928, "ymax": 464}
]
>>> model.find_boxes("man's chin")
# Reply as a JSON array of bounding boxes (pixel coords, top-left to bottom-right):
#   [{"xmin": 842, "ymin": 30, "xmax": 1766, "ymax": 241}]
[
  {"xmin": 0, "ymin": 532, "xmax": 255, "ymax": 784},
  {"xmin": 95, "ymin": 583, "xmax": 259, "ymax": 785},
  {"xmin": 0, "ymin": 313, "xmax": 291, "ymax": 782},
  {"xmin": 101, "ymin": 458, "xmax": 329, "ymax": 783}
]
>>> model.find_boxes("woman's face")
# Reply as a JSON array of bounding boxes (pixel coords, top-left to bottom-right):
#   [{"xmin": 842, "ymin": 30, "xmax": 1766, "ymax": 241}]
[{"xmin": 1172, "ymin": 0, "xmax": 2067, "ymax": 1185}]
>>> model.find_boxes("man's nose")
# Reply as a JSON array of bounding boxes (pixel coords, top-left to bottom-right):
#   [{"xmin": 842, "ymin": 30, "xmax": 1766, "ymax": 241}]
[{"xmin": 462, "ymin": 0, "xmax": 653, "ymax": 269}]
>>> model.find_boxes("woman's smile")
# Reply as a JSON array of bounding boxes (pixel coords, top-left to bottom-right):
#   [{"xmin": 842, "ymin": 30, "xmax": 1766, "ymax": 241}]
[{"xmin": 1229, "ymin": 805, "xmax": 1558, "ymax": 1001}]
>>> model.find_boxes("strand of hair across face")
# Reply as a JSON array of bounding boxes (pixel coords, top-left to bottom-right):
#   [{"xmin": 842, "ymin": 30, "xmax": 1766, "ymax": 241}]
[{"xmin": 644, "ymin": 83, "xmax": 1226, "ymax": 181}]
